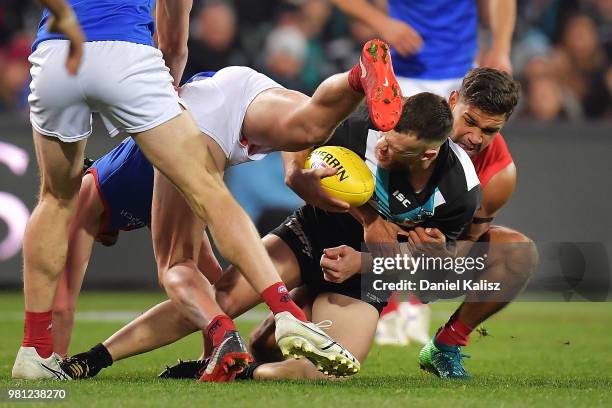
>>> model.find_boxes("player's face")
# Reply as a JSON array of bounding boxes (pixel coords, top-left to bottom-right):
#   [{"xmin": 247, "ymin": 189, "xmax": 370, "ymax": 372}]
[
  {"xmin": 375, "ymin": 130, "xmax": 426, "ymax": 169},
  {"xmin": 448, "ymin": 92, "xmax": 507, "ymax": 158}
]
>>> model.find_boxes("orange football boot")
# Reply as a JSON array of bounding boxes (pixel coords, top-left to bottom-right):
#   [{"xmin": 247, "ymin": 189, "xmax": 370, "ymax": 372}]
[{"xmin": 359, "ymin": 39, "xmax": 403, "ymax": 132}]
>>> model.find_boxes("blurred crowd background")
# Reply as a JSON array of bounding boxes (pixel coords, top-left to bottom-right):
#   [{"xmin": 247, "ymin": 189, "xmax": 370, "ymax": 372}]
[{"xmin": 0, "ymin": 0, "xmax": 610, "ymax": 122}]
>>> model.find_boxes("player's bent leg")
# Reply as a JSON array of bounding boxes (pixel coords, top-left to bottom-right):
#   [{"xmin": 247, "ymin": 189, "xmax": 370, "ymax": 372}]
[
  {"xmin": 159, "ymin": 236, "xmax": 307, "ymax": 380},
  {"xmin": 215, "ymin": 234, "xmax": 304, "ymax": 318},
  {"xmin": 152, "ymin": 171, "xmax": 222, "ymax": 329},
  {"xmin": 52, "ymin": 173, "xmax": 103, "ymax": 357},
  {"xmin": 419, "ymin": 226, "xmax": 538, "ymax": 379},
  {"xmin": 134, "ymin": 115, "xmax": 306, "ymax": 318},
  {"xmin": 105, "ymin": 300, "xmax": 197, "ymax": 362},
  {"xmin": 60, "ymin": 300, "xmax": 199, "ymax": 379},
  {"xmin": 13, "ymin": 131, "xmax": 86, "ymax": 380},
  {"xmin": 151, "ymin": 169, "xmax": 250, "ymax": 382},
  {"xmin": 456, "ymin": 226, "xmax": 538, "ymax": 327},
  {"xmin": 247, "ymin": 293, "xmax": 378, "ymax": 380}
]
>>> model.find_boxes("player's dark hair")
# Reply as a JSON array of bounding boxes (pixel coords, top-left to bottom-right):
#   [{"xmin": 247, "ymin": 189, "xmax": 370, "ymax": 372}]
[
  {"xmin": 458, "ymin": 67, "xmax": 521, "ymax": 119},
  {"xmin": 394, "ymin": 93, "xmax": 453, "ymax": 143}
]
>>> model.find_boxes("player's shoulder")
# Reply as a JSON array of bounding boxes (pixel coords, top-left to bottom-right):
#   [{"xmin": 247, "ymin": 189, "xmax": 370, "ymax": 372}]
[
  {"xmin": 490, "ymin": 133, "xmax": 514, "ymax": 161},
  {"xmin": 447, "ymin": 139, "xmax": 480, "ymax": 192},
  {"xmin": 325, "ymin": 105, "xmax": 371, "ymax": 156}
]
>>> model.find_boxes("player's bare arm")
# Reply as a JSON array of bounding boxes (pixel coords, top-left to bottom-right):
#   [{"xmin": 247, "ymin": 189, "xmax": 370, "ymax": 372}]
[
  {"xmin": 457, "ymin": 161, "xmax": 516, "ymax": 256},
  {"xmin": 40, "ymin": 0, "xmax": 84, "ymax": 75},
  {"xmin": 156, "ymin": 0, "xmax": 193, "ymax": 85},
  {"xmin": 330, "ymin": 0, "xmax": 423, "ymax": 56},
  {"xmin": 477, "ymin": 0, "xmax": 516, "ymax": 74}
]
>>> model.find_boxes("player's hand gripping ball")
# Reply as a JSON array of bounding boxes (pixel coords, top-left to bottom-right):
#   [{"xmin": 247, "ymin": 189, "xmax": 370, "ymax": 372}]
[{"xmin": 305, "ymin": 146, "xmax": 375, "ymax": 207}]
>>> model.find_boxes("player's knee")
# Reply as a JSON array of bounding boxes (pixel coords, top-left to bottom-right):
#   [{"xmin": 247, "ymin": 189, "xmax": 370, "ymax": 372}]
[
  {"xmin": 492, "ymin": 227, "xmax": 539, "ymax": 282},
  {"xmin": 39, "ymin": 170, "xmax": 83, "ymax": 204},
  {"xmin": 38, "ymin": 187, "xmax": 80, "ymax": 211},
  {"xmin": 158, "ymin": 260, "xmax": 199, "ymax": 293}
]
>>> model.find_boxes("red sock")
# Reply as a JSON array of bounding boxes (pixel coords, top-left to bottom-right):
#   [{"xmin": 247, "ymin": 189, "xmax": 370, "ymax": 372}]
[
  {"xmin": 261, "ymin": 282, "xmax": 307, "ymax": 322},
  {"xmin": 22, "ymin": 311, "xmax": 53, "ymax": 358},
  {"xmin": 203, "ymin": 333, "xmax": 213, "ymax": 358},
  {"xmin": 348, "ymin": 63, "xmax": 364, "ymax": 93},
  {"xmin": 435, "ymin": 315, "xmax": 473, "ymax": 347},
  {"xmin": 205, "ymin": 315, "xmax": 236, "ymax": 348},
  {"xmin": 380, "ymin": 292, "xmax": 400, "ymax": 317}
]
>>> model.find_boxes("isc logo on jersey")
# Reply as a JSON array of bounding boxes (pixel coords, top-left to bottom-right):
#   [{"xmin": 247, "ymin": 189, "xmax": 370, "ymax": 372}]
[{"xmin": 305, "ymin": 146, "xmax": 374, "ymax": 207}]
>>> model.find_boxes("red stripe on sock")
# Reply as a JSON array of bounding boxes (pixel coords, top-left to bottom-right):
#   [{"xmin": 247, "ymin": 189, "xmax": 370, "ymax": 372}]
[
  {"xmin": 22, "ymin": 311, "xmax": 53, "ymax": 358},
  {"xmin": 261, "ymin": 282, "xmax": 307, "ymax": 321},
  {"xmin": 206, "ymin": 315, "xmax": 236, "ymax": 348}
]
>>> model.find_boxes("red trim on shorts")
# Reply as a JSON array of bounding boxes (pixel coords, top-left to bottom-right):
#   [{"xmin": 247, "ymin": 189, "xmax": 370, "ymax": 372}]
[
  {"xmin": 85, "ymin": 167, "xmax": 113, "ymax": 235},
  {"xmin": 239, "ymin": 133, "xmax": 260, "ymax": 156}
]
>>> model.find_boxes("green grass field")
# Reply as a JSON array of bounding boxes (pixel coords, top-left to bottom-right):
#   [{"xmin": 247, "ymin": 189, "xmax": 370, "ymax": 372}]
[{"xmin": 1, "ymin": 290, "xmax": 611, "ymax": 407}]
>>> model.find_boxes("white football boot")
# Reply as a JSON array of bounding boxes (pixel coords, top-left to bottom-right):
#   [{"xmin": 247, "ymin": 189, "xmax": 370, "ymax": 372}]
[
  {"xmin": 12, "ymin": 346, "xmax": 71, "ymax": 380},
  {"xmin": 274, "ymin": 311, "xmax": 360, "ymax": 377},
  {"xmin": 374, "ymin": 310, "xmax": 409, "ymax": 346},
  {"xmin": 399, "ymin": 302, "xmax": 431, "ymax": 345}
]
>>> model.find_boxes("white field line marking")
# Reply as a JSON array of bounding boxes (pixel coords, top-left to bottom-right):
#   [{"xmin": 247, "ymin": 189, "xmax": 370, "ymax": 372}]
[{"xmin": 0, "ymin": 310, "xmax": 450, "ymax": 323}]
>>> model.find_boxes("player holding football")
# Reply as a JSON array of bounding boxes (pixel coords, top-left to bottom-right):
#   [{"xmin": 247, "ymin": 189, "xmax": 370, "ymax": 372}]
[
  {"xmin": 14, "ymin": 0, "xmax": 401, "ymax": 382},
  {"xmin": 157, "ymin": 68, "xmax": 537, "ymax": 379},
  {"xmin": 209, "ymin": 68, "xmax": 536, "ymax": 381},
  {"xmin": 282, "ymin": 68, "xmax": 539, "ymax": 379},
  {"xmin": 50, "ymin": 40, "xmax": 404, "ymax": 380},
  {"xmin": 63, "ymin": 89, "xmax": 483, "ymax": 380},
  {"xmin": 331, "ymin": 0, "xmax": 517, "ymax": 346}
]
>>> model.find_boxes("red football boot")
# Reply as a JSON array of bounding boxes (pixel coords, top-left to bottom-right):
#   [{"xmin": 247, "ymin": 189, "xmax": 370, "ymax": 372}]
[
  {"xmin": 359, "ymin": 39, "xmax": 403, "ymax": 132},
  {"xmin": 199, "ymin": 331, "xmax": 252, "ymax": 382}
]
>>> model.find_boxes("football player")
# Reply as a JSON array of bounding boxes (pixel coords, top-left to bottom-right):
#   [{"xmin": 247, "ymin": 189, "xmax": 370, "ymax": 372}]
[
  {"xmin": 54, "ymin": 40, "xmax": 403, "ymax": 381},
  {"xmin": 65, "ymin": 91, "xmax": 482, "ymax": 380}
]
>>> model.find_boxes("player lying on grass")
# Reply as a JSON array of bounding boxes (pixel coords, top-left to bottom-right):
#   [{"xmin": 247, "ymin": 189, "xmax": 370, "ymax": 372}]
[
  {"xmin": 63, "ymin": 91, "xmax": 482, "ymax": 380},
  {"xmin": 54, "ymin": 40, "xmax": 403, "ymax": 380}
]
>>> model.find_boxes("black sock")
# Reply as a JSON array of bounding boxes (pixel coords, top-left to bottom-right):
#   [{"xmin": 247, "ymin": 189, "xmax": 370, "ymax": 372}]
[
  {"xmin": 236, "ymin": 361, "xmax": 265, "ymax": 381},
  {"xmin": 75, "ymin": 343, "xmax": 113, "ymax": 375},
  {"xmin": 90, "ymin": 343, "xmax": 113, "ymax": 367}
]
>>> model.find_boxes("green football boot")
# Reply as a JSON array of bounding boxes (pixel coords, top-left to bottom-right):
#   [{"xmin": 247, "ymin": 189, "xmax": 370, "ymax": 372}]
[{"xmin": 418, "ymin": 338, "xmax": 470, "ymax": 379}]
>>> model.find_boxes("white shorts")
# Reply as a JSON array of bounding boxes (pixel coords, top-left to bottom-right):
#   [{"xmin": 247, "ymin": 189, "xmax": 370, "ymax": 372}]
[
  {"xmin": 179, "ymin": 66, "xmax": 283, "ymax": 167},
  {"xmin": 396, "ymin": 76, "xmax": 463, "ymax": 98},
  {"xmin": 28, "ymin": 40, "xmax": 182, "ymax": 142}
]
